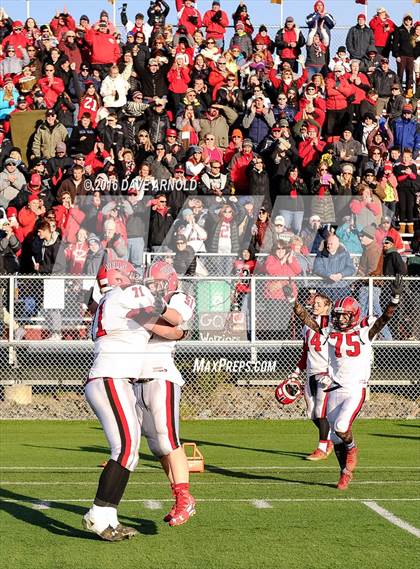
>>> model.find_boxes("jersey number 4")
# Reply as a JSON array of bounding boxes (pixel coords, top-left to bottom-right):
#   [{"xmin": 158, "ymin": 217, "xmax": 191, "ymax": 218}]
[{"xmin": 330, "ymin": 332, "xmax": 361, "ymax": 358}]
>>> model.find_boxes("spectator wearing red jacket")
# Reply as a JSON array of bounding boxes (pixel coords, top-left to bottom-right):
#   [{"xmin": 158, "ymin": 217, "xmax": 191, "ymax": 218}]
[
  {"xmin": 325, "ymin": 64, "xmax": 355, "ymax": 141},
  {"xmin": 53, "ymin": 191, "xmax": 86, "ymax": 244},
  {"xmin": 369, "ymin": 7, "xmax": 395, "ymax": 57},
  {"xmin": 344, "ymin": 60, "xmax": 370, "ymax": 122},
  {"xmin": 375, "ymin": 216, "xmax": 404, "ymax": 253},
  {"xmin": 58, "ymin": 30, "xmax": 82, "ymax": 73},
  {"xmin": 176, "ymin": 0, "xmax": 202, "ymax": 38},
  {"xmin": 203, "ymin": 2, "xmax": 229, "ymax": 49},
  {"xmin": 38, "ymin": 64, "xmax": 65, "ymax": 109},
  {"xmin": 84, "ymin": 23, "xmax": 120, "ymax": 68},
  {"xmin": 1, "ymin": 20, "xmax": 29, "ymax": 59},
  {"xmin": 298, "ymin": 124, "xmax": 326, "ymax": 172},
  {"xmin": 17, "ymin": 195, "xmax": 45, "ymax": 241},
  {"xmin": 50, "ymin": 10, "xmax": 76, "ymax": 40},
  {"xmin": 167, "ymin": 55, "xmax": 191, "ymax": 110},
  {"xmin": 228, "ymin": 139, "xmax": 254, "ymax": 194}
]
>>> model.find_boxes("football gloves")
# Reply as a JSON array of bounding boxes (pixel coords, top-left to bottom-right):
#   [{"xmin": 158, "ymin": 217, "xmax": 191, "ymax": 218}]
[{"xmin": 390, "ymin": 274, "xmax": 403, "ymax": 305}]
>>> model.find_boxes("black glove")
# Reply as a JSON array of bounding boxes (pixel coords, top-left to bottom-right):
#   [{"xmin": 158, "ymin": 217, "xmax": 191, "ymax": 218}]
[
  {"xmin": 283, "ymin": 278, "xmax": 295, "ymax": 304},
  {"xmin": 189, "ymin": 15, "xmax": 198, "ymax": 25},
  {"xmin": 390, "ymin": 274, "xmax": 403, "ymax": 305},
  {"xmin": 153, "ymin": 293, "xmax": 167, "ymax": 316}
]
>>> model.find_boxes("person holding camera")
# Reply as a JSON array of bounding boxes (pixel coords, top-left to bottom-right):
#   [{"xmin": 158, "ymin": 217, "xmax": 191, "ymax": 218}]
[
  {"xmin": 203, "ymin": 2, "xmax": 229, "ymax": 50},
  {"xmin": 121, "ymin": 5, "xmax": 153, "ymax": 44},
  {"xmin": 49, "ymin": 10, "xmax": 76, "ymax": 41},
  {"xmin": 176, "ymin": 0, "xmax": 202, "ymax": 38},
  {"xmin": 147, "ymin": 1, "xmax": 170, "ymax": 37}
]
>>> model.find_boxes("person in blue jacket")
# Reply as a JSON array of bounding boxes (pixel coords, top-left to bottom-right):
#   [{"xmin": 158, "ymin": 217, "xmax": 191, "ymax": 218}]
[
  {"xmin": 393, "ymin": 104, "xmax": 420, "ymax": 158},
  {"xmin": 313, "ymin": 233, "xmax": 355, "ymax": 301}
]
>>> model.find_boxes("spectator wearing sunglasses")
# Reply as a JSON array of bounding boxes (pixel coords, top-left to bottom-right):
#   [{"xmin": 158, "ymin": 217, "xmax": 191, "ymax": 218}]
[
  {"xmin": 1, "ymin": 20, "xmax": 29, "ymax": 58},
  {"xmin": 148, "ymin": 193, "xmax": 173, "ymax": 251}
]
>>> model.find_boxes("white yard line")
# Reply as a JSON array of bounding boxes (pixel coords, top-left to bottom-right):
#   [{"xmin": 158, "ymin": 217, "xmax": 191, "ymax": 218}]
[
  {"xmin": 251, "ymin": 500, "xmax": 272, "ymax": 509},
  {"xmin": 1, "ymin": 466, "xmax": 419, "ymax": 471},
  {"xmin": 363, "ymin": 501, "xmax": 420, "ymax": 539},
  {"xmin": 1, "ymin": 480, "xmax": 420, "ymax": 486},
  {"xmin": 143, "ymin": 500, "xmax": 163, "ymax": 510},
  {"xmin": 3, "ymin": 498, "xmax": 420, "ymax": 504}
]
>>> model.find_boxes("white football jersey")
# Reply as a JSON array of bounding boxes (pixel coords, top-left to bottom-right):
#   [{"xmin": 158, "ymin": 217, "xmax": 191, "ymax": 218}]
[
  {"xmin": 301, "ymin": 315, "xmax": 329, "ymax": 376},
  {"xmin": 140, "ymin": 291, "xmax": 195, "ymax": 386},
  {"xmin": 89, "ymin": 284, "xmax": 156, "ymax": 379},
  {"xmin": 321, "ymin": 316, "xmax": 376, "ymax": 387}
]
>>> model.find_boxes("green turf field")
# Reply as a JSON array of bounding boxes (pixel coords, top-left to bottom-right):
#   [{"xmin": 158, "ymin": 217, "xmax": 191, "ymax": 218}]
[{"xmin": 1, "ymin": 420, "xmax": 419, "ymax": 569}]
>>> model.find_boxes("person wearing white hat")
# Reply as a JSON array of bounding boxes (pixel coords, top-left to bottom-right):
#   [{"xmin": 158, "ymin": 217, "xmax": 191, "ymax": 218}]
[{"xmin": 369, "ymin": 7, "xmax": 395, "ymax": 58}]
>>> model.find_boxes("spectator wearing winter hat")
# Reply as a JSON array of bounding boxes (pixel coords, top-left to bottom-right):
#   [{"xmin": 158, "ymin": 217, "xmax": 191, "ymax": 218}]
[
  {"xmin": 231, "ymin": 2, "xmax": 253, "ymax": 36},
  {"xmin": 306, "ymin": 2, "xmax": 335, "ymax": 45},
  {"xmin": 371, "ymin": 58, "xmax": 400, "ymax": 116},
  {"xmin": 0, "ymin": 158, "xmax": 26, "ymax": 207},
  {"xmin": 228, "ymin": 138, "xmax": 254, "ymax": 195},
  {"xmin": 83, "ymin": 233, "xmax": 104, "ymax": 276},
  {"xmin": 369, "ymin": 8, "xmax": 395, "ymax": 57},
  {"xmin": 1, "ymin": 20, "xmax": 29, "ymax": 59},
  {"xmin": 229, "ymin": 21, "xmax": 253, "ymax": 59},
  {"xmin": 328, "ymin": 45, "xmax": 351, "ymax": 73},
  {"xmin": 392, "ymin": 105, "xmax": 420, "ymax": 157},
  {"xmin": 392, "ymin": 14, "xmax": 415, "ymax": 98},
  {"xmin": 346, "ymin": 13, "xmax": 375, "ymax": 61},
  {"xmin": 274, "ymin": 16, "xmax": 306, "ymax": 73},
  {"xmin": 0, "ymin": 43, "xmax": 30, "ymax": 76},
  {"xmin": 242, "ymin": 96, "xmax": 275, "ymax": 146},
  {"xmin": 199, "ymin": 104, "xmax": 237, "ymax": 150},
  {"xmin": 0, "ymin": 75, "xmax": 18, "ymax": 120},
  {"xmin": 375, "ymin": 216, "xmax": 404, "ymax": 254},
  {"xmin": 58, "ymin": 29, "xmax": 83, "ymax": 73},
  {"xmin": 121, "ymin": 6, "xmax": 152, "ymax": 43}
]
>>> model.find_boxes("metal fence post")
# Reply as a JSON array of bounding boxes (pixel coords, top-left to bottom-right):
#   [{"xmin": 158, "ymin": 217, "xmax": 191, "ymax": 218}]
[
  {"xmin": 8, "ymin": 275, "xmax": 15, "ymax": 366},
  {"xmin": 250, "ymin": 276, "xmax": 256, "ymax": 343},
  {"xmin": 368, "ymin": 277, "xmax": 374, "ymax": 317}
]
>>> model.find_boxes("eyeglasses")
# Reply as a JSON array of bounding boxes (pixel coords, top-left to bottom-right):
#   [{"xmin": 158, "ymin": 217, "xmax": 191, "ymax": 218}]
[
  {"xmin": 227, "ymin": 78, "xmax": 235, "ymax": 82},
  {"xmin": 176, "ymin": 241, "xmax": 186, "ymax": 245},
  {"xmin": 211, "ymin": 165, "xmax": 221, "ymax": 169},
  {"xmin": 218, "ymin": 62, "xmax": 226, "ymax": 65},
  {"xmin": 207, "ymin": 41, "xmax": 215, "ymax": 44},
  {"xmin": 319, "ymin": 168, "xmax": 328, "ymax": 172},
  {"xmin": 158, "ymin": 199, "xmax": 167, "ymax": 203},
  {"xmin": 206, "ymin": 137, "xmax": 215, "ymax": 141},
  {"xmin": 46, "ymin": 68, "xmax": 54, "ymax": 72},
  {"xmin": 275, "ymin": 224, "xmax": 284, "ymax": 227},
  {"xmin": 372, "ymin": 152, "xmax": 381, "ymax": 155}
]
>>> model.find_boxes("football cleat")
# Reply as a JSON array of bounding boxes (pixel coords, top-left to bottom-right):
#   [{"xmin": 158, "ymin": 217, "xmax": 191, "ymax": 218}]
[
  {"xmin": 82, "ymin": 514, "xmax": 138, "ymax": 541},
  {"xmin": 306, "ymin": 448, "xmax": 328, "ymax": 461},
  {"xmin": 345, "ymin": 447, "xmax": 359, "ymax": 473},
  {"xmin": 168, "ymin": 493, "xmax": 196, "ymax": 527},
  {"xmin": 163, "ymin": 503, "xmax": 176, "ymax": 523},
  {"xmin": 336, "ymin": 471, "xmax": 353, "ymax": 490},
  {"xmin": 326, "ymin": 441, "xmax": 334, "ymax": 456}
]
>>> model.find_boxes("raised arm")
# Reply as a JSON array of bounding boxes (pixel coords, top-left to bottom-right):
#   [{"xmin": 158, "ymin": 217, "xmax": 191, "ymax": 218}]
[
  {"xmin": 368, "ymin": 275, "xmax": 402, "ymax": 341},
  {"xmin": 283, "ymin": 280, "xmax": 321, "ymax": 332}
]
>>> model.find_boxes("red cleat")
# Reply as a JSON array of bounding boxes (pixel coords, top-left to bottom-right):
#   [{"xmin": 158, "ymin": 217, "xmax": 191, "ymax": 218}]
[
  {"xmin": 345, "ymin": 447, "xmax": 359, "ymax": 473},
  {"xmin": 168, "ymin": 493, "xmax": 196, "ymax": 527},
  {"xmin": 337, "ymin": 471, "xmax": 353, "ymax": 490},
  {"xmin": 305, "ymin": 448, "xmax": 328, "ymax": 461},
  {"xmin": 326, "ymin": 441, "xmax": 334, "ymax": 456}
]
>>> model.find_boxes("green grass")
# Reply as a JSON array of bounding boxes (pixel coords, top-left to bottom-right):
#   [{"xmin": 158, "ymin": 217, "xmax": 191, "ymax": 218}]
[{"xmin": 1, "ymin": 420, "xmax": 420, "ymax": 569}]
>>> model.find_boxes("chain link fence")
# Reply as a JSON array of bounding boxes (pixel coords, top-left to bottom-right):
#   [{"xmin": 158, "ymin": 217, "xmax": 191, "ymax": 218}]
[{"xmin": 1, "ymin": 274, "xmax": 419, "ymax": 420}]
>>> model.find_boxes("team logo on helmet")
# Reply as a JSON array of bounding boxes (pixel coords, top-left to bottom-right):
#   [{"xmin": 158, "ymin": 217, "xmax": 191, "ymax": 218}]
[
  {"xmin": 332, "ymin": 296, "xmax": 361, "ymax": 331},
  {"xmin": 145, "ymin": 261, "xmax": 178, "ymax": 294},
  {"xmin": 275, "ymin": 378, "xmax": 302, "ymax": 405}
]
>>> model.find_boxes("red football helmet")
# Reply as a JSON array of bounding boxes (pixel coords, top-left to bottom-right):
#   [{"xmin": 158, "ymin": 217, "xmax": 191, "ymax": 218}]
[
  {"xmin": 145, "ymin": 261, "xmax": 178, "ymax": 294},
  {"xmin": 332, "ymin": 296, "xmax": 361, "ymax": 331},
  {"xmin": 275, "ymin": 378, "xmax": 302, "ymax": 405},
  {"xmin": 97, "ymin": 260, "xmax": 137, "ymax": 292}
]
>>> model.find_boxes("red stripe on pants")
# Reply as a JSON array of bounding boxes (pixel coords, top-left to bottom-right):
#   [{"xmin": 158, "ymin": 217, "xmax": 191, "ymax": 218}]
[
  {"xmin": 320, "ymin": 392, "xmax": 329, "ymax": 419},
  {"xmin": 347, "ymin": 388, "xmax": 366, "ymax": 431},
  {"xmin": 108, "ymin": 379, "xmax": 132, "ymax": 468},
  {"xmin": 165, "ymin": 381, "xmax": 177, "ymax": 450}
]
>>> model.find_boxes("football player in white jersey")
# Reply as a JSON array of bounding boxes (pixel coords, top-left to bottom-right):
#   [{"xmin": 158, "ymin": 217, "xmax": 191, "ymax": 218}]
[
  {"xmin": 289, "ymin": 275, "xmax": 403, "ymax": 490},
  {"xmin": 292, "ymin": 292, "xmax": 334, "ymax": 461},
  {"xmin": 133, "ymin": 261, "xmax": 196, "ymax": 527},
  {"xmin": 83, "ymin": 260, "xmax": 186, "ymax": 541}
]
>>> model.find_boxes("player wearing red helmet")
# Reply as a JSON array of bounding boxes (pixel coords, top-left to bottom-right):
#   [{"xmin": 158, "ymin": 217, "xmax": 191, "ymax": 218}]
[
  {"xmin": 133, "ymin": 261, "xmax": 196, "ymax": 526},
  {"xmin": 289, "ymin": 275, "xmax": 403, "ymax": 490},
  {"xmin": 83, "ymin": 261, "xmax": 185, "ymax": 541}
]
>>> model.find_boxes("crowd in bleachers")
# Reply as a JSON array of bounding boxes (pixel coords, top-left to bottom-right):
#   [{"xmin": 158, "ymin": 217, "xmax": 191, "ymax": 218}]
[{"xmin": 0, "ymin": 0, "xmax": 418, "ymax": 291}]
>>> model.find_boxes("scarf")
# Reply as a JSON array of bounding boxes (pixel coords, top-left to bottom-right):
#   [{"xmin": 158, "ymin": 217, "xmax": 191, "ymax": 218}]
[{"xmin": 256, "ymin": 219, "xmax": 268, "ymax": 246}]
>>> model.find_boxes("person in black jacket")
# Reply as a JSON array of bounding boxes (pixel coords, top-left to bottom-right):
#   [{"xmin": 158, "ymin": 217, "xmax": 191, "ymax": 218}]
[
  {"xmin": 147, "ymin": 193, "xmax": 173, "ymax": 250},
  {"xmin": 147, "ymin": 0, "xmax": 170, "ymax": 39},
  {"xmin": 173, "ymin": 235, "xmax": 196, "ymax": 276},
  {"xmin": 276, "ymin": 165, "xmax": 307, "ymax": 234},
  {"xmin": 392, "ymin": 14, "xmax": 415, "ymax": 96},
  {"xmin": 134, "ymin": 57, "xmax": 170, "ymax": 100},
  {"xmin": 69, "ymin": 114, "xmax": 97, "ymax": 156},
  {"xmin": 32, "ymin": 219, "xmax": 66, "ymax": 339}
]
